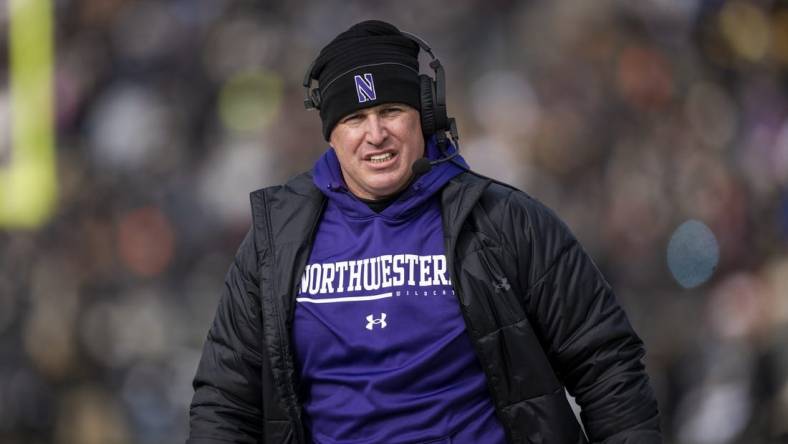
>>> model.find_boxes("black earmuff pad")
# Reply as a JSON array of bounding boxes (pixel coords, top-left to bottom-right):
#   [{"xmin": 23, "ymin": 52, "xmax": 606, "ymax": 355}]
[
  {"xmin": 433, "ymin": 94, "xmax": 448, "ymax": 132},
  {"xmin": 419, "ymin": 74, "xmax": 435, "ymax": 138}
]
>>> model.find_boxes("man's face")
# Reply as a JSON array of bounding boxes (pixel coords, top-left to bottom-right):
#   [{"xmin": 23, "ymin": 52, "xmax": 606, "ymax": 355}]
[{"xmin": 329, "ymin": 103, "xmax": 424, "ymax": 200}]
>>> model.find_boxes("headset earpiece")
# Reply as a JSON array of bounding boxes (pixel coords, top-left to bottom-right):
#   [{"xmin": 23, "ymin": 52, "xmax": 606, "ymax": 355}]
[
  {"xmin": 309, "ymin": 88, "xmax": 322, "ymax": 110},
  {"xmin": 419, "ymin": 74, "xmax": 436, "ymax": 138},
  {"xmin": 303, "ymin": 58, "xmax": 320, "ymax": 110},
  {"xmin": 403, "ymin": 33, "xmax": 451, "ymax": 143},
  {"xmin": 426, "ymin": 58, "xmax": 449, "ymax": 137}
]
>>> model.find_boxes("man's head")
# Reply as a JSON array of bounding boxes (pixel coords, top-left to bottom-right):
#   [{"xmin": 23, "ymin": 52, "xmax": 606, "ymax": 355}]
[{"xmin": 308, "ymin": 20, "xmax": 426, "ymax": 200}]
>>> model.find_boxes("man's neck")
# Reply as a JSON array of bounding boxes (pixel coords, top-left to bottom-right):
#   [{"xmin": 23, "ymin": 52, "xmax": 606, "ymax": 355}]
[{"xmin": 356, "ymin": 191, "xmax": 403, "ymax": 213}]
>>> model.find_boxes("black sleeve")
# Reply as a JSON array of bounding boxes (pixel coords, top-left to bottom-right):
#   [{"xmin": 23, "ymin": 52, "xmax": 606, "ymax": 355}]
[
  {"xmin": 511, "ymin": 194, "xmax": 662, "ymax": 444},
  {"xmin": 187, "ymin": 229, "xmax": 263, "ymax": 443}
]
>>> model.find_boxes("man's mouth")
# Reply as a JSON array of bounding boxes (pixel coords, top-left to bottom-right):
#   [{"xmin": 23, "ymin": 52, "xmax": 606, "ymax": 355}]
[{"xmin": 368, "ymin": 152, "xmax": 394, "ymax": 164}]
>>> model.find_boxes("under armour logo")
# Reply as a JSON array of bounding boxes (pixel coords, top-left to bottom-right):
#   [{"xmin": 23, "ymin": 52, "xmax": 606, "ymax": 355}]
[
  {"xmin": 354, "ymin": 73, "xmax": 376, "ymax": 103},
  {"xmin": 366, "ymin": 313, "xmax": 387, "ymax": 330},
  {"xmin": 493, "ymin": 277, "xmax": 511, "ymax": 293}
]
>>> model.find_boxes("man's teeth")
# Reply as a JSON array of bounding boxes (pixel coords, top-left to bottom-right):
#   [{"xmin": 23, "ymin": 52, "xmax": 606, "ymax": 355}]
[{"xmin": 369, "ymin": 153, "xmax": 393, "ymax": 163}]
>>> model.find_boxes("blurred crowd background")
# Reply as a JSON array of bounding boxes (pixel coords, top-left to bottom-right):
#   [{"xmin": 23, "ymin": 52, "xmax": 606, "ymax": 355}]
[{"xmin": 1, "ymin": 0, "xmax": 788, "ymax": 443}]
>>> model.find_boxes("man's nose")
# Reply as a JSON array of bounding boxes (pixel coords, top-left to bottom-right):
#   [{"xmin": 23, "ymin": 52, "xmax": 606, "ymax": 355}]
[{"xmin": 364, "ymin": 115, "xmax": 387, "ymax": 146}]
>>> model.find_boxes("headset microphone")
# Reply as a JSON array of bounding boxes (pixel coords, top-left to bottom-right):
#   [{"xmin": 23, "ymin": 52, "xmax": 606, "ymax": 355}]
[
  {"xmin": 411, "ymin": 117, "xmax": 461, "ymax": 176},
  {"xmin": 411, "ymin": 158, "xmax": 433, "ymax": 175},
  {"xmin": 411, "ymin": 150, "xmax": 461, "ymax": 174}
]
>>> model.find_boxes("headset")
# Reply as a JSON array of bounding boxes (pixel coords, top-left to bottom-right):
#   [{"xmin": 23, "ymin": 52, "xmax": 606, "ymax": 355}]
[{"xmin": 302, "ymin": 30, "xmax": 460, "ymax": 175}]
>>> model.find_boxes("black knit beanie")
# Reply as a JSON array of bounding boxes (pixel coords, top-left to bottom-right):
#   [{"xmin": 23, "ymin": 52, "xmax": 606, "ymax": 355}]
[{"xmin": 309, "ymin": 20, "xmax": 421, "ymax": 141}]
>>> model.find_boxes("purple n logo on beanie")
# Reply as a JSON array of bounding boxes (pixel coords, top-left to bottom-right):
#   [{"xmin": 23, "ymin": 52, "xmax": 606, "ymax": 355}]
[{"xmin": 354, "ymin": 73, "xmax": 376, "ymax": 103}]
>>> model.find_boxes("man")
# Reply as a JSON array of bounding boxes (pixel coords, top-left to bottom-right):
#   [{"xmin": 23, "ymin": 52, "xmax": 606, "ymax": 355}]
[{"xmin": 188, "ymin": 20, "xmax": 661, "ymax": 444}]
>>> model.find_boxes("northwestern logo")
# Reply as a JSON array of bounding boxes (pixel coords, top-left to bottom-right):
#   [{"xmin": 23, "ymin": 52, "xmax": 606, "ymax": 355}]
[
  {"xmin": 299, "ymin": 254, "xmax": 451, "ymax": 297},
  {"xmin": 354, "ymin": 73, "xmax": 376, "ymax": 103},
  {"xmin": 366, "ymin": 313, "xmax": 387, "ymax": 330}
]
